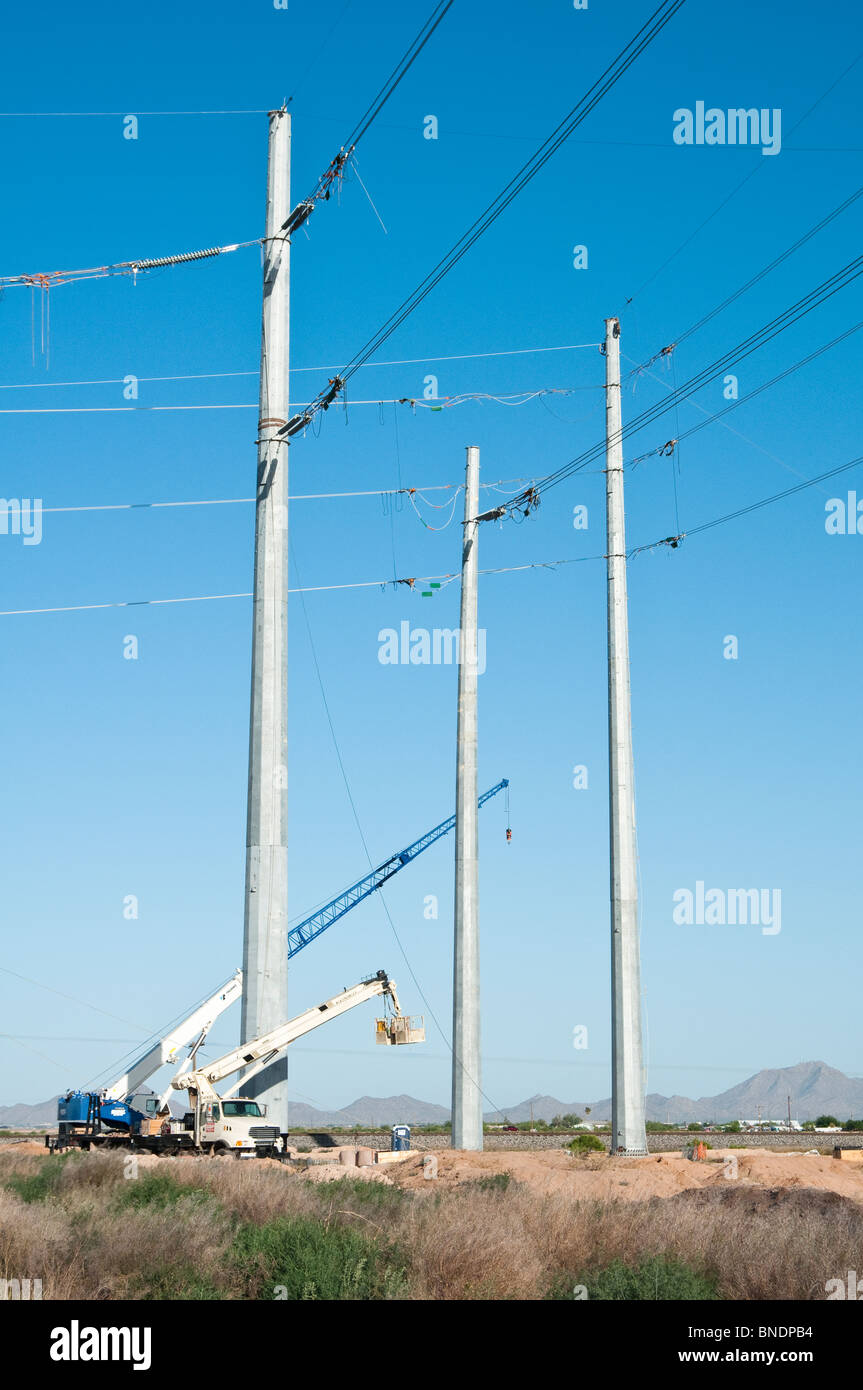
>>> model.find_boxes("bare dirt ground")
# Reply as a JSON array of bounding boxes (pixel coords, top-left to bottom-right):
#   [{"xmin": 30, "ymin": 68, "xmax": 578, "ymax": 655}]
[
  {"xmin": 14, "ymin": 1140, "xmax": 863, "ymax": 1204},
  {"xmin": 386, "ymin": 1145, "xmax": 863, "ymax": 1203}
]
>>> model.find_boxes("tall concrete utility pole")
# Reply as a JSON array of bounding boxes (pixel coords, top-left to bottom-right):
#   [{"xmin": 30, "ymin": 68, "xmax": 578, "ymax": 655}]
[
  {"xmin": 604, "ymin": 317, "xmax": 648, "ymax": 1156},
  {"xmin": 452, "ymin": 445, "xmax": 483, "ymax": 1151},
  {"xmin": 241, "ymin": 109, "xmax": 291, "ymax": 1133}
]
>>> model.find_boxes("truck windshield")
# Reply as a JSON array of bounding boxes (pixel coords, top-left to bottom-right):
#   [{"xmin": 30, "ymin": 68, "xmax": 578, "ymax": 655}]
[{"xmin": 221, "ymin": 1101, "xmax": 263, "ymax": 1118}]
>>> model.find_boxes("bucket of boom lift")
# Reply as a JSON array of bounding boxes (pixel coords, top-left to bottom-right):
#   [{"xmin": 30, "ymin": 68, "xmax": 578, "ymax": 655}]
[{"xmin": 375, "ymin": 1015, "xmax": 426, "ymax": 1045}]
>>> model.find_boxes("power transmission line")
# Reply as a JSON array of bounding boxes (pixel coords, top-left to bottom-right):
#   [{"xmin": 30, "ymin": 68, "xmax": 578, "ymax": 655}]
[
  {"xmin": 680, "ymin": 457, "xmax": 863, "ymax": 537},
  {"xmin": 339, "ymin": 1, "xmax": 454, "ymax": 154},
  {"xmin": 628, "ymin": 181, "xmax": 863, "ymax": 374},
  {"xmin": 283, "ymin": 0, "xmax": 688, "ymax": 437},
  {"xmin": 0, "ymin": 342, "xmax": 601, "ymax": 393},
  {"xmin": 0, "ymin": 109, "xmax": 273, "ymax": 117},
  {"xmin": 285, "ymin": 0, "xmax": 356, "ymax": 107},
  {"xmin": 500, "ymin": 252, "xmax": 863, "ymax": 512},
  {"xmin": 282, "ymin": 0, "xmax": 455, "ymax": 239},
  {"xmin": 628, "ymin": 319, "xmax": 863, "ymax": 466},
  {"xmin": 0, "ymin": 240, "xmax": 258, "ymax": 292},
  {"xmin": 6, "ymin": 438, "xmax": 861, "ymax": 623},
  {"xmin": 0, "ymin": 385, "xmax": 588, "ymax": 417},
  {"xmin": 0, "ymin": 7, "xmax": 454, "ymax": 316},
  {"xmin": 0, "ymin": 558, "xmax": 605, "ymax": 618},
  {"xmin": 0, "ymin": 964, "xmax": 150, "ymax": 1030},
  {"xmin": 625, "ymin": 47, "xmax": 863, "ymax": 305},
  {"xmin": 32, "ymin": 477, "xmax": 531, "ymax": 517},
  {"xmin": 630, "ymin": 453, "xmax": 863, "ymax": 554}
]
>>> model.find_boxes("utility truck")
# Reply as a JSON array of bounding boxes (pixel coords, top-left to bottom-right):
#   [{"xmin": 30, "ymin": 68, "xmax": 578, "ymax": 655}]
[
  {"xmin": 49, "ymin": 783, "xmax": 500, "ymax": 1153},
  {"xmin": 52, "ymin": 970, "xmax": 244, "ymax": 1150},
  {"xmin": 167, "ymin": 969, "xmax": 423, "ymax": 1157},
  {"xmin": 49, "ymin": 969, "xmax": 423, "ymax": 1158}
]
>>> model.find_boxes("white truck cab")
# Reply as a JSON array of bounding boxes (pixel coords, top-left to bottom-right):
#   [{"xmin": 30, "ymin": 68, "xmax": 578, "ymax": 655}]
[
  {"xmin": 171, "ymin": 970, "xmax": 424, "ymax": 1159},
  {"xmin": 169, "ymin": 1097, "xmax": 281, "ymax": 1157}
]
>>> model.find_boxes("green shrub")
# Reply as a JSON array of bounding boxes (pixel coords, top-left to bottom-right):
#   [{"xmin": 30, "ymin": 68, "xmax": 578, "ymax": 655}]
[
  {"xmin": 332, "ymin": 1178, "xmax": 407, "ymax": 1212},
  {"xmin": 231, "ymin": 1216, "xmax": 406, "ymax": 1300},
  {"xmin": 113, "ymin": 1172, "xmax": 211, "ymax": 1211},
  {"xmin": 130, "ymin": 1264, "xmax": 224, "ymax": 1300},
  {"xmin": 5, "ymin": 1154, "xmax": 75, "ymax": 1203},
  {"xmin": 567, "ymin": 1133, "xmax": 605, "ymax": 1154},
  {"xmin": 550, "ymin": 1256, "xmax": 718, "ymax": 1301}
]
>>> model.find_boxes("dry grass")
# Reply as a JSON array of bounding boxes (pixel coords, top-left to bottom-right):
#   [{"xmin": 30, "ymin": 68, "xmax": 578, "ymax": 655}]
[{"xmin": 2, "ymin": 1150, "xmax": 862, "ymax": 1300}]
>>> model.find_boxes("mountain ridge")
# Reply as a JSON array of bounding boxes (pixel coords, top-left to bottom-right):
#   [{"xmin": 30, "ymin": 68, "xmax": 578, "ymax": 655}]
[{"xmin": 4, "ymin": 1062, "xmax": 862, "ymax": 1129}]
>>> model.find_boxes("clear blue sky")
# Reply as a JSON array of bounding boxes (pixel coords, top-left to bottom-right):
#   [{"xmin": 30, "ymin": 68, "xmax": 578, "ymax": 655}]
[{"xmin": 1, "ymin": 0, "xmax": 861, "ymax": 1114}]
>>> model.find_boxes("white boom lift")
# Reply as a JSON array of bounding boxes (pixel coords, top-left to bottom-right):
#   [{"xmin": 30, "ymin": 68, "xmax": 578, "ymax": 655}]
[
  {"xmin": 106, "ymin": 970, "xmax": 244, "ymax": 1111},
  {"xmin": 169, "ymin": 970, "xmax": 424, "ymax": 1157}
]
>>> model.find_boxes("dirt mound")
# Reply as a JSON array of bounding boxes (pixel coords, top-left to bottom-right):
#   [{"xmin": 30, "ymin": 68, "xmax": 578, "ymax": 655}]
[
  {"xmin": 387, "ymin": 1145, "xmax": 863, "ymax": 1204},
  {"xmin": 301, "ymin": 1163, "xmax": 394, "ymax": 1185},
  {"xmin": 669, "ymin": 1182, "xmax": 860, "ymax": 1219}
]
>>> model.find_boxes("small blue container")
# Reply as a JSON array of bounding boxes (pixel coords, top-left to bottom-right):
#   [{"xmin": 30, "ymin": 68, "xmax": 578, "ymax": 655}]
[{"xmin": 58, "ymin": 1091, "xmax": 93, "ymax": 1126}]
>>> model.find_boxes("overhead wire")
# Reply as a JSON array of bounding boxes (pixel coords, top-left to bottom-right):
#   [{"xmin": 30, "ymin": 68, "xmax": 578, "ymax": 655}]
[
  {"xmin": 289, "ymin": 532, "xmax": 507, "ymax": 1117},
  {"xmin": 629, "ymin": 453, "xmax": 863, "ymax": 554},
  {"xmin": 0, "ymin": 343, "xmax": 601, "ymax": 395},
  {"xmin": 32, "ymin": 477, "xmax": 532, "ymax": 517},
  {"xmin": 81, "ymin": 970, "xmax": 247, "ymax": 1092},
  {"xmin": 0, "ymin": 386, "xmax": 589, "ymax": 417},
  {"xmin": 500, "ymin": 251, "xmax": 863, "ymax": 512},
  {"xmin": 5, "ymin": 436, "xmax": 862, "ymax": 624},
  {"xmin": 625, "ymin": 47, "xmax": 863, "ymax": 306},
  {"xmin": 680, "ymin": 454, "xmax": 863, "ymax": 538},
  {"xmin": 627, "ymin": 180, "xmax": 863, "ymax": 376},
  {"xmin": 625, "ymin": 318, "xmax": 863, "ymax": 476},
  {"xmin": 339, "ymin": 1, "xmax": 454, "ymax": 153},
  {"xmin": 0, "ymin": 964, "xmax": 150, "ymax": 1030},
  {"xmin": 7, "ymin": 426, "xmax": 860, "ymax": 628},
  {"xmin": 0, "ymin": 240, "xmax": 258, "ymax": 293},
  {"xmin": 0, "ymin": 1034, "xmax": 75, "ymax": 1076},
  {"xmin": 285, "ymin": 0, "xmax": 356, "ymax": 107},
  {"xmin": 0, "ymin": 557, "xmax": 607, "ymax": 618},
  {"xmin": 0, "ymin": 4, "xmax": 453, "ymax": 349},
  {"xmin": 283, "ymin": 0, "xmax": 688, "ymax": 437},
  {"xmin": 622, "ymin": 353, "xmax": 831, "ymax": 493},
  {"xmin": 281, "ymin": 1, "xmax": 454, "ymax": 239},
  {"xmin": 350, "ymin": 153, "xmax": 389, "ymax": 234},
  {"xmin": 407, "ymin": 487, "xmax": 462, "ymax": 531},
  {"xmin": 0, "ymin": 109, "xmax": 273, "ymax": 117}
]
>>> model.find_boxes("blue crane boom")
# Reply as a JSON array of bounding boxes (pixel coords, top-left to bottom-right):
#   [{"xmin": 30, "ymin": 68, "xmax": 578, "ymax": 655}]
[{"xmin": 287, "ymin": 779, "xmax": 509, "ymax": 958}]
